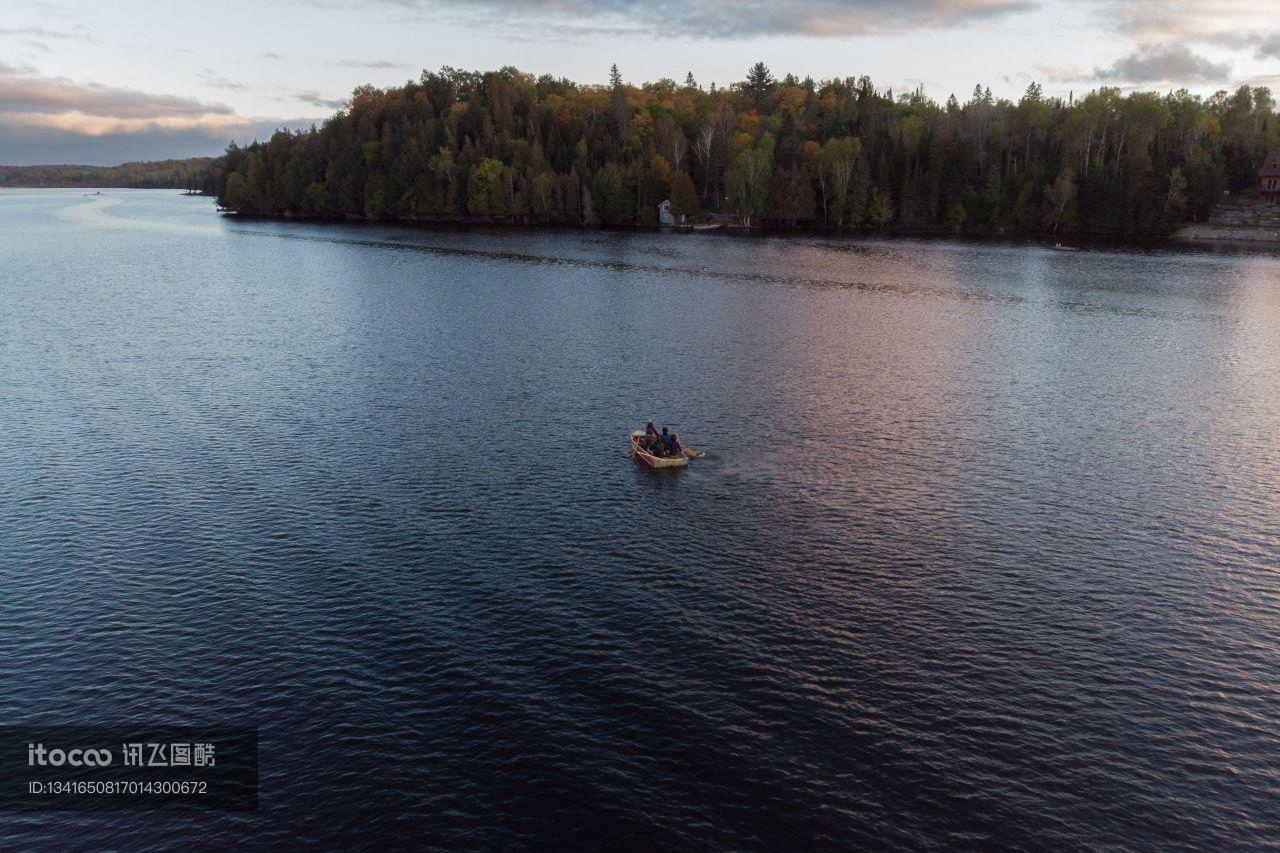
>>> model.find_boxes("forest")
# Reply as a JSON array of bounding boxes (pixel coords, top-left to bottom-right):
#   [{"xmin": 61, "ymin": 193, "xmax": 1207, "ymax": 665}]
[
  {"xmin": 216, "ymin": 63, "xmax": 1280, "ymax": 235},
  {"xmin": 1, "ymin": 158, "xmax": 221, "ymax": 192}
]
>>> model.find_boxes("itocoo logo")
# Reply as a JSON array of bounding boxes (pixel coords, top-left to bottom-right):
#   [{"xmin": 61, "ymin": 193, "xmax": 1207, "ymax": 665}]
[{"xmin": 27, "ymin": 743, "xmax": 113, "ymax": 767}]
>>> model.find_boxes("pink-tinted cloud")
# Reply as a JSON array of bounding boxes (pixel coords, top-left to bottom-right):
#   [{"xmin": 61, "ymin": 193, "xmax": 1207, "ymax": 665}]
[{"xmin": 0, "ymin": 63, "xmax": 318, "ymax": 164}]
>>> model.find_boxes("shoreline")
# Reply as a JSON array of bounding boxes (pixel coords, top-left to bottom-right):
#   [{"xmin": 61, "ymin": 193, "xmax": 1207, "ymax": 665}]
[
  {"xmin": 215, "ymin": 208, "xmax": 1157, "ymax": 241},
  {"xmin": 216, "ymin": 208, "xmax": 1280, "ymax": 253},
  {"xmin": 1172, "ymin": 222, "xmax": 1280, "ymax": 244}
]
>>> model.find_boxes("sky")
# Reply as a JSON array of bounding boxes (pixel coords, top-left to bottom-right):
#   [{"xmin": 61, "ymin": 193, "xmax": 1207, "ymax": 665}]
[{"xmin": 1, "ymin": 0, "xmax": 1278, "ymax": 165}]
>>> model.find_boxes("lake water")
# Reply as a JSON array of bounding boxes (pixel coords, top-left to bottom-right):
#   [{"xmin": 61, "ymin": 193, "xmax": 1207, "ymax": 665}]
[{"xmin": 2, "ymin": 189, "xmax": 1278, "ymax": 849}]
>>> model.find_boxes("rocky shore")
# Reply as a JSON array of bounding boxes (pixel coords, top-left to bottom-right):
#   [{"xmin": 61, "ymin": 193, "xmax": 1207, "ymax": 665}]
[{"xmin": 1174, "ymin": 200, "xmax": 1280, "ymax": 244}]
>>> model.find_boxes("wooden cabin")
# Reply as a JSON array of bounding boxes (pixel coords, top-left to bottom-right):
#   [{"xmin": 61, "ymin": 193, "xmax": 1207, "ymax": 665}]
[{"xmin": 1260, "ymin": 147, "xmax": 1280, "ymax": 205}]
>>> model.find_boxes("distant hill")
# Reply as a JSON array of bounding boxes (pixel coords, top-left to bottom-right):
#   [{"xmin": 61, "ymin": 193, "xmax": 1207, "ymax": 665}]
[{"xmin": 0, "ymin": 158, "xmax": 221, "ymax": 192}]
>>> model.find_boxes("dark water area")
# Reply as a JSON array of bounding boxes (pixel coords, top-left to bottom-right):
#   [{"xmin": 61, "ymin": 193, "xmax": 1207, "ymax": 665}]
[{"xmin": 2, "ymin": 189, "xmax": 1278, "ymax": 849}]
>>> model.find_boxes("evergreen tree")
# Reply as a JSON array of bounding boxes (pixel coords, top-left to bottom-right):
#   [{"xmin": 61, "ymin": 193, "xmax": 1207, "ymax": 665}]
[
  {"xmin": 668, "ymin": 171, "xmax": 699, "ymax": 218},
  {"xmin": 610, "ymin": 64, "xmax": 628, "ymax": 136},
  {"xmin": 743, "ymin": 62, "xmax": 775, "ymax": 104},
  {"xmin": 768, "ymin": 167, "xmax": 815, "ymax": 225}
]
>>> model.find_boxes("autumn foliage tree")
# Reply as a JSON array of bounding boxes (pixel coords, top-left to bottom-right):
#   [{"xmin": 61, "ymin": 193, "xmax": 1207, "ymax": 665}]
[
  {"xmin": 726, "ymin": 137, "xmax": 773, "ymax": 226},
  {"xmin": 468, "ymin": 158, "xmax": 508, "ymax": 217},
  {"xmin": 217, "ymin": 62, "xmax": 1279, "ymax": 235}
]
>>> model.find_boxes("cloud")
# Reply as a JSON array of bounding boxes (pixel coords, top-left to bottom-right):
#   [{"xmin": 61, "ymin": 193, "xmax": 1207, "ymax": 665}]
[
  {"xmin": 0, "ymin": 59, "xmax": 37, "ymax": 75},
  {"xmin": 0, "ymin": 68, "xmax": 241, "ymax": 128},
  {"xmin": 1247, "ymin": 73, "xmax": 1280, "ymax": 90},
  {"xmin": 1098, "ymin": 0, "xmax": 1273, "ymax": 44},
  {"xmin": 1062, "ymin": 2, "xmax": 1275, "ymax": 90},
  {"xmin": 329, "ymin": 59, "xmax": 406, "ymax": 69},
  {"xmin": 295, "ymin": 90, "xmax": 346, "ymax": 109},
  {"xmin": 27, "ymin": 2, "xmax": 77, "ymax": 18},
  {"xmin": 261, "ymin": 51, "xmax": 285, "ymax": 60},
  {"xmin": 0, "ymin": 24, "xmax": 95, "ymax": 42},
  {"xmin": 1256, "ymin": 32, "xmax": 1280, "ymax": 59},
  {"xmin": 198, "ymin": 69, "xmax": 248, "ymax": 92},
  {"xmin": 0, "ymin": 60, "xmax": 329, "ymax": 164},
  {"xmin": 353, "ymin": 0, "xmax": 1033, "ymax": 38},
  {"xmin": 0, "ymin": 119, "xmax": 316, "ymax": 166},
  {"xmin": 1093, "ymin": 43, "xmax": 1231, "ymax": 84},
  {"xmin": 0, "ymin": 63, "xmax": 243, "ymax": 163}
]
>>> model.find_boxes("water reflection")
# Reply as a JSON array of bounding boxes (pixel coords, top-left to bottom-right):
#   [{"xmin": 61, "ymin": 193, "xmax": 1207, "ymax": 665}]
[{"xmin": 3, "ymin": 190, "xmax": 1279, "ymax": 849}]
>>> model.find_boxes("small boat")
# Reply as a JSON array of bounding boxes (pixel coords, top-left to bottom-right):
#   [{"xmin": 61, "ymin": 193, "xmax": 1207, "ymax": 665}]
[
  {"xmin": 692, "ymin": 223, "xmax": 722, "ymax": 231},
  {"xmin": 630, "ymin": 430, "xmax": 688, "ymax": 468}
]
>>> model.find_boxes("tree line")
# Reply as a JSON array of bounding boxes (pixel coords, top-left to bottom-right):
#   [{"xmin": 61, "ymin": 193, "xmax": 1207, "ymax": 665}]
[
  {"xmin": 1, "ymin": 159, "xmax": 221, "ymax": 192},
  {"xmin": 216, "ymin": 63, "xmax": 1280, "ymax": 234}
]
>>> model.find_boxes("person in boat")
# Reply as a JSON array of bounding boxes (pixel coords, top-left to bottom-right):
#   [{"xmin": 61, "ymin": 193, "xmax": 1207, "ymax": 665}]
[
  {"xmin": 659, "ymin": 427, "xmax": 676, "ymax": 456},
  {"xmin": 643, "ymin": 421, "xmax": 662, "ymax": 454}
]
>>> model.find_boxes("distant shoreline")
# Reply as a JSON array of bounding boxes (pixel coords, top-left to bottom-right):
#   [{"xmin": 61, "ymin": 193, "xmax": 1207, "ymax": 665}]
[
  {"xmin": 0, "ymin": 158, "xmax": 218, "ymax": 193},
  {"xmin": 1, "ymin": 183, "xmax": 216, "ymax": 194}
]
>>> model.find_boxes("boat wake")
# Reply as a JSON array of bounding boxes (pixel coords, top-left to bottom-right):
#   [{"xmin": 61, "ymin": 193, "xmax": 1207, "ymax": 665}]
[{"xmin": 55, "ymin": 193, "xmax": 220, "ymax": 236}]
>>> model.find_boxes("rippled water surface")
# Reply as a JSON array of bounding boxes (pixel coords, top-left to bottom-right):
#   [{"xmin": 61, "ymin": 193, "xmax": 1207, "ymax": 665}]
[{"xmin": 2, "ymin": 189, "xmax": 1278, "ymax": 849}]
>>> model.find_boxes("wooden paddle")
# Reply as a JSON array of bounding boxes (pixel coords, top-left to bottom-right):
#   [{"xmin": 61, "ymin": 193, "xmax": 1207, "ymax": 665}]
[{"xmin": 682, "ymin": 446, "xmax": 701, "ymax": 459}]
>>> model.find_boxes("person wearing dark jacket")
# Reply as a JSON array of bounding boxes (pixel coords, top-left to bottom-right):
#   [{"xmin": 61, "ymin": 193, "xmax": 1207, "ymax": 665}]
[{"xmin": 659, "ymin": 427, "xmax": 675, "ymax": 455}]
